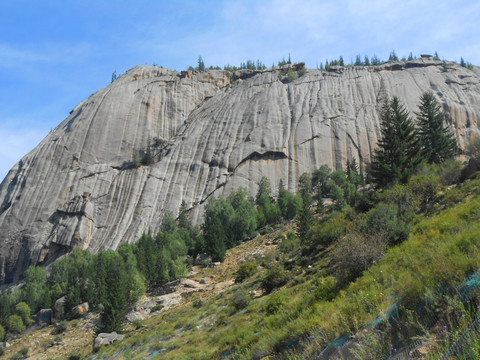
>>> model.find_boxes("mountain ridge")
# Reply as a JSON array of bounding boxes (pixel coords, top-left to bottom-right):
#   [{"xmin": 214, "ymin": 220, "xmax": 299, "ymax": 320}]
[{"xmin": 1, "ymin": 59, "xmax": 480, "ymax": 284}]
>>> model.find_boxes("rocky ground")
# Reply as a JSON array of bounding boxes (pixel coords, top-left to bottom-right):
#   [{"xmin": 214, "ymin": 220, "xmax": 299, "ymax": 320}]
[{"xmin": 1, "ymin": 227, "xmax": 283, "ymax": 359}]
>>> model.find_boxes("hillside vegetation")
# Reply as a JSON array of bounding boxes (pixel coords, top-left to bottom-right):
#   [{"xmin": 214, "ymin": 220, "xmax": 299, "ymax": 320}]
[{"xmin": 2, "ymin": 92, "xmax": 480, "ymax": 359}]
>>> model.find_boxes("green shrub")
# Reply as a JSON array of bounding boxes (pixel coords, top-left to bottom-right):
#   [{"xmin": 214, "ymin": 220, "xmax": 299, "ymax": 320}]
[
  {"xmin": 132, "ymin": 319, "xmax": 144, "ymax": 329},
  {"xmin": 287, "ymin": 69, "xmax": 297, "ymax": 82},
  {"xmin": 15, "ymin": 302, "xmax": 33, "ymax": 326},
  {"xmin": 7, "ymin": 314, "xmax": 25, "ymax": 334},
  {"xmin": 299, "ymin": 68, "xmax": 307, "ymax": 76},
  {"xmin": 264, "ymin": 292, "xmax": 285, "ymax": 314},
  {"xmin": 10, "ymin": 346, "xmax": 29, "ymax": 360},
  {"xmin": 278, "ymin": 231, "xmax": 300, "ymax": 254},
  {"xmin": 230, "ymin": 289, "xmax": 251, "ymax": 310},
  {"xmin": 235, "ymin": 261, "xmax": 258, "ymax": 283},
  {"xmin": 151, "ymin": 304, "xmax": 164, "ymax": 313},
  {"xmin": 307, "ymin": 212, "xmax": 346, "ymax": 248},
  {"xmin": 408, "ymin": 174, "xmax": 440, "ymax": 213},
  {"xmin": 313, "ymin": 276, "xmax": 338, "ymax": 301},
  {"xmin": 193, "ymin": 299, "xmax": 203, "ymax": 308},
  {"xmin": 0, "ymin": 324, "xmax": 4, "ymax": 341},
  {"xmin": 261, "ymin": 263, "xmax": 288, "ymax": 293},
  {"xmin": 361, "ymin": 202, "xmax": 410, "ymax": 245}
]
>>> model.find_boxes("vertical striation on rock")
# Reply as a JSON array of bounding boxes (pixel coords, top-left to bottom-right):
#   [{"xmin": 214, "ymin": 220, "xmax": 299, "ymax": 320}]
[{"xmin": 1, "ymin": 60, "xmax": 480, "ymax": 283}]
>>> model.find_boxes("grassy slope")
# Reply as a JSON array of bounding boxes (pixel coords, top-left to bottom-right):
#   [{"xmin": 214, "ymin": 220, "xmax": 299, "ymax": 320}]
[{"xmin": 5, "ymin": 177, "xmax": 480, "ymax": 359}]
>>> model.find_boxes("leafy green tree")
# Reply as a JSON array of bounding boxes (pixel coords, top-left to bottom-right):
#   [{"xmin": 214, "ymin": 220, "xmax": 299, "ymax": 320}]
[
  {"xmin": 371, "ymin": 97, "xmax": 422, "ymax": 188},
  {"xmin": 7, "ymin": 314, "xmax": 25, "ymax": 334},
  {"xmin": 228, "ymin": 188, "xmax": 257, "ymax": 245},
  {"xmin": 277, "ymin": 180, "xmax": 302, "ymax": 220},
  {"xmin": 178, "ymin": 200, "xmax": 191, "ymax": 231},
  {"xmin": 256, "ymin": 177, "xmax": 281, "ymax": 226},
  {"xmin": 203, "ymin": 196, "xmax": 233, "ymax": 261},
  {"xmin": 15, "ymin": 302, "xmax": 33, "ymax": 326},
  {"xmin": 22, "ymin": 266, "xmax": 49, "ymax": 313},
  {"xmin": 416, "ymin": 92, "xmax": 457, "ymax": 164}
]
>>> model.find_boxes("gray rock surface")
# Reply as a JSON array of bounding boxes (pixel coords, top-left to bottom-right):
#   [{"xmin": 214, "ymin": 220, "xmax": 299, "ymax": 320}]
[
  {"xmin": 1, "ymin": 60, "xmax": 480, "ymax": 283},
  {"xmin": 53, "ymin": 296, "xmax": 67, "ymax": 322},
  {"xmin": 93, "ymin": 331, "xmax": 124, "ymax": 352},
  {"xmin": 34, "ymin": 308, "xmax": 52, "ymax": 327}
]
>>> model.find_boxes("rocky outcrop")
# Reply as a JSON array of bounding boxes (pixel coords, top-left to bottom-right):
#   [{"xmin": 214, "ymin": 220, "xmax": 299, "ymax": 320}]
[
  {"xmin": 93, "ymin": 332, "xmax": 124, "ymax": 352},
  {"xmin": 1, "ymin": 60, "xmax": 480, "ymax": 283}
]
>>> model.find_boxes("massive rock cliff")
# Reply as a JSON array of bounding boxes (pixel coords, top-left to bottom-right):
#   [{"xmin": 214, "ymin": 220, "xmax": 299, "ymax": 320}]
[{"xmin": 1, "ymin": 59, "xmax": 480, "ymax": 283}]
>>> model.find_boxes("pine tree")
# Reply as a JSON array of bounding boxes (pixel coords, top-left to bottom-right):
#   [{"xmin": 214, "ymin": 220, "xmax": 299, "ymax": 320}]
[
  {"xmin": 197, "ymin": 56, "xmax": 205, "ymax": 71},
  {"xmin": 371, "ymin": 97, "xmax": 422, "ymax": 188},
  {"xmin": 416, "ymin": 92, "xmax": 457, "ymax": 164}
]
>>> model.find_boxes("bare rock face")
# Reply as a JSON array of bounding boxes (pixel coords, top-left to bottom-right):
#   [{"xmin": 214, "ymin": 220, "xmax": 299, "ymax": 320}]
[{"xmin": 1, "ymin": 60, "xmax": 480, "ymax": 284}]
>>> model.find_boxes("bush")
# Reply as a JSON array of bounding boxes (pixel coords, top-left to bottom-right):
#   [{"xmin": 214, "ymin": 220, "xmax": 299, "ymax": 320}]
[
  {"xmin": 15, "ymin": 302, "xmax": 33, "ymax": 326},
  {"xmin": 10, "ymin": 347, "xmax": 29, "ymax": 360},
  {"xmin": 230, "ymin": 289, "xmax": 251, "ymax": 310},
  {"xmin": 51, "ymin": 320, "xmax": 68, "ymax": 335},
  {"xmin": 278, "ymin": 231, "xmax": 300, "ymax": 254},
  {"xmin": 193, "ymin": 299, "xmax": 203, "ymax": 308},
  {"xmin": 151, "ymin": 304, "xmax": 164, "ymax": 313},
  {"xmin": 307, "ymin": 212, "xmax": 346, "ymax": 248},
  {"xmin": 287, "ymin": 69, "xmax": 297, "ymax": 82},
  {"xmin": 361, "ymin": 202, "xmax": 410, "ymax": 245},
  {"xmin": 331, "ymin": 232, "xmax": 387, "ymax": 281},
  {"xmin": 7, "ymin": 314, "xmax": 25, "ymax": 334},
  {"xmin": 313, "ymin": 276, "xmax": 338, "ymax": 302},
  {"xmin": 264, "ymin": 292, "xmax": 285, "ymax": 314},
  {"xmin": 235, "ymin": 262, "xmax": 257, "ymax": 283},
  {"xmin": 0, "ymin": 324, "xmax": 4, "ymax": 341},
  {"xmin": 261, "ymin": 263, "xmax": 289, "ymax": 293}
]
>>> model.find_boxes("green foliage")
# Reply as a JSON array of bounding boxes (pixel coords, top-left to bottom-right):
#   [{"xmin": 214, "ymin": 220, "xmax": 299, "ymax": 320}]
[
  {"xmin": 388, "ymin": 50, "xmax": 399, "ymax": 61},
  {"xmin": 313, "ymin": 276, "xmax": 338, "ymax": 302},
  {"xmin": 132, "ymin": 149, "xmax": 142, "ymax": 168},
  {"xmin": 298, "ymin": 173, "xmax": 313, "ymax": 241},
  {"xmin": 0, "ymin": 324, "xmax": 4, "ymax": 341},
  {"xmin": 287, "ymin": 69, "xmax": 297, "ymax": 82},
  {"xmin": 15, "ymin": 302, "xmax": 33, "ymax": 327},
  {"xmin": 7, "ymin": 314, "xmax": 25, "ymax": 334},
  {"xmin": 197, "ymin": 56, "xmax": 205, "ymax": 71},
  {"xmin": 361, "ymin": 202, "xmax": 410, "ymax": 245},
  {"xmin": 417, "ymin": 92, "xmax": 457, "ymax": 164},
  {"xmin": 235, "ymin": 262, "xmax": 258, "ymax": 283},
  {"xmin": 264, "ymin": 292, "xmax": 286, "ymax": 314},
  {"xmin": 371, "ymin": 97, "xmax": 422, "ymax": 188},
  {"xmin": 96, "ymin": 250, "xmax": 130, "ymax": 332},
  {"xmin": 22, "ymin": 266, "xmax": 49, "ymax": 313},
  {"xmin": 278, "ymin": 230, "xmax": 300, "ymax": 253},
  {"xmin": 262, "ymin": 263, "xmax": 288, "ymax": 293},
  {"xmin": 256, "ymin": 177, "xmax": 281, "ymax": 226},
  {"xmin": 307, "ymin": 212, "xmax": 346, "ymax": 248},
  {"xmin": 277, "ymin": 181, "xmax": 302, "ymax": 220},
  {"xmin": 230, "ymin": 289, "xmax": 251, "ymax": 310}
]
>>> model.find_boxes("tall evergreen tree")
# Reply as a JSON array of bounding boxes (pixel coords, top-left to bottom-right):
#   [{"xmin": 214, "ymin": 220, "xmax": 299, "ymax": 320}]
[
  {"xmin": 371, "ymin": 97, "xmax": 422, "ymax": 188},
  {"xmin": 416, "ymin": 92, "xmax": 457, "ymax": 164},
  {"xmin": 298, "ymin": 173, "xmax": 313, "ymax": 241}
]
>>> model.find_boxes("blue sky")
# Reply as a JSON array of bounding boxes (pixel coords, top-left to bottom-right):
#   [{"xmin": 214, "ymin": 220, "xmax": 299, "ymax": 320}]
[{"xmin": 1, "ymin": 0, "xmax": 479, "ymax": 182}]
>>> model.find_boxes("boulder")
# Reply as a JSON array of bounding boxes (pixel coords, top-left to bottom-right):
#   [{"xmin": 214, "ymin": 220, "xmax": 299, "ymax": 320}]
[
  {"xmin": 93, "ymin": 332, "xmax": 124, "ymax": 352},
  {"xmin": 194, "ymin": 253, "xmax": 212, "ymax": 266},
  {"xmin": 53, "ymin": 296, "xmax": 66, "ymax": 322},
  {"xmin": 68, "ymin": 302, "xmax": 89, "ymax": 319},
  {"xmin": 35, "ymin": 308, "xmax": 52, "ymax": 327}
]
